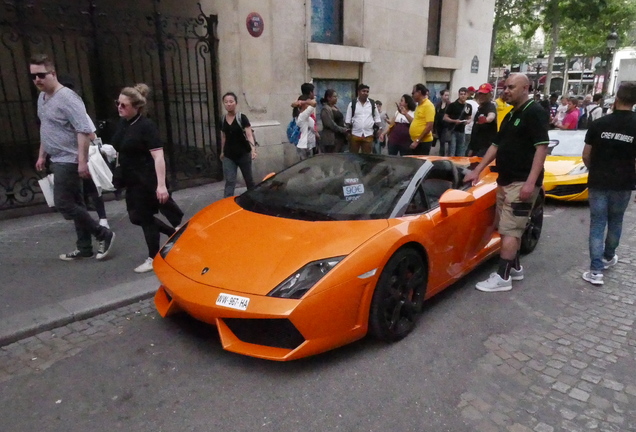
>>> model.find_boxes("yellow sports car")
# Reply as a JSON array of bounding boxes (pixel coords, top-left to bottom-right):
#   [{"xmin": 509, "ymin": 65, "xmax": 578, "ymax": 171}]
[{"xmin": 543, "ymin": 129, "xmax": 588, "ymax": 201}]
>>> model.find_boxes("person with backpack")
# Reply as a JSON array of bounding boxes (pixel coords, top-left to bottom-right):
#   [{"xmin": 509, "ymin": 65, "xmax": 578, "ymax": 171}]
[
  {"xmin": 345, "ymin": 84, "xmax": 382, "ymax": 154},
  {"xmin": 288, "ymin": 83, "xmax": 319, "ymax": 149},
  {"xmin": 220, "ymin": 92, "xmax": 257, "ymax": 198},
  {"xmin": 296, "ymin": 95, "xmax": 318, "ymax": 160},
  {"xmin": 583, "ymin": 93, "xmax": 604, "ymax": 129}
]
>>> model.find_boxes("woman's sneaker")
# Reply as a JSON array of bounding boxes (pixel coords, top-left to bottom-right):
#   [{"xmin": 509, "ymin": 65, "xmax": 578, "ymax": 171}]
[
  {"xmin": 582, "ymin": 271, "xmax": 604, "ymax": 285},
  {"xmin": 134, "ymin": 257, "xmax": 154, "ymax": 273},
  {"xmin": 602, "ymin": 255, "xmax": 618, "ymax": 269},
  {"xmin": 59, "ymin": 249, "xmax": 94, "ymax": 261}
]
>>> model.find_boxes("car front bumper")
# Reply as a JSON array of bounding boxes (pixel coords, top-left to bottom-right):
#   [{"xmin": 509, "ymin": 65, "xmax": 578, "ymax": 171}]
[{"xmin": 153, "ymin": 256, "xmax": 373, "ymax": 361}]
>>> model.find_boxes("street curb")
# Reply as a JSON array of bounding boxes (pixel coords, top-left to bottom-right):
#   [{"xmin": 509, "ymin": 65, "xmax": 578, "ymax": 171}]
[{"xmin": 0, "ymin": 275, "xmax": 159, "ymax": 347}]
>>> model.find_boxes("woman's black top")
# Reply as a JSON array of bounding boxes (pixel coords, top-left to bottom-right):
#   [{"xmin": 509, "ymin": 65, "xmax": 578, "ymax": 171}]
[
  {"xmin": 222, "ymin": 113, "xmax": 251, "ymax": 161},
  {"xmin": 111, "ymin": 113, "xmax": 161, "ymax": 188}
]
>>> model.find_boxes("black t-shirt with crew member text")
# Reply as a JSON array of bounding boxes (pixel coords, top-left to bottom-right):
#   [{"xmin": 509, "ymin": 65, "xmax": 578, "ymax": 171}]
[
  {"xmin": 585, "ymin": 110, "xmax": 636, "ymax": 190},
  {"xmin": 494, "ymin": 99, "xmax": 550, "ymax": 187}
]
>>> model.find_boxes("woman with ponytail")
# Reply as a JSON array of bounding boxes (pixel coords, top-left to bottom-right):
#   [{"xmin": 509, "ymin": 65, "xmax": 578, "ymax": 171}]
[{"xmin": 111, "ymin": 83, "xmax": 184, "ymax": 273}]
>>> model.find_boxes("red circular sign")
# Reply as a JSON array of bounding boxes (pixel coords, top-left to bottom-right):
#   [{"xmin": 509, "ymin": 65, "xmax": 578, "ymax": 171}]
[{"xmin": 246, "ymin": 12, "xmax": 264, "ymax": 38}]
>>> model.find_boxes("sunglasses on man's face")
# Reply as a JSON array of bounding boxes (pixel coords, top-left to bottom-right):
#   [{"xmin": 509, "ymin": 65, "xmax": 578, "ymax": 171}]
[{"xmin": 29, "ymin": 71, "xmax": 52, "ymax": 80}]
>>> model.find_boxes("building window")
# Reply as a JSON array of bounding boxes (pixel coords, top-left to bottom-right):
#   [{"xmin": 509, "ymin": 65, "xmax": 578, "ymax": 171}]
[
  {"xmin": 311, "ymin": 0, "xmax": 343, "ymax": 45},
  {"xmin": 313, "ymin": 79, "xmax": 357, "ymax": 128},
  {"xmin": 428, "ymin": 82, "xmax": 449, "ymax": 106},
  {"xmin": 427, "ymin": 0, "xmax": 442, "ymax": 55}
]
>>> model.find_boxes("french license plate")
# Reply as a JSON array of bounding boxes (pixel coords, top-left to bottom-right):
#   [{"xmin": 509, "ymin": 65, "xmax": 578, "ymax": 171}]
[
  {"xmin": 343, "ymin": 183, "xmax": 364, "ymax": 197},
  {"xmin": 216, "ymin": 293, "xmax": 250, "ymax": 311}
]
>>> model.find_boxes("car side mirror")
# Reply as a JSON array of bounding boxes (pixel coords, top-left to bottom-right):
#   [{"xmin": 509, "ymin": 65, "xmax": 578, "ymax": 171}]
[
  {"xmin": 439, "ymin": 189, "xmax": 476, "ymax": 217},
  {"xmin": 547, "ymin": 139, "xmax": 559, "ymax": 155}
]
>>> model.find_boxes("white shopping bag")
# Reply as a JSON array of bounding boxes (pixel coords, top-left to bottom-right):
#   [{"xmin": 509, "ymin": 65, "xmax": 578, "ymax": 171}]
[
  {"xmin": 99, "ymin": 144, "xmax": 117, "ymax": 163},
  {"xmin": 37, "ymin": 174, "xmax": 55, "ymax": 207},
  {"xmin": 88, "ymin": 145, "xmax": 115, "ymax": 196}
]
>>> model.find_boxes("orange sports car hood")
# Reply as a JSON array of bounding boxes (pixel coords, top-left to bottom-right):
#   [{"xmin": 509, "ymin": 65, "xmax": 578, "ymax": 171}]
[
  {"xmin": 544, "ymin": 156, "xmax": 584, "ymax": 176},
  {"xmin": 164, "ymin": 199, "xmax": 389, "ymax": 295}
]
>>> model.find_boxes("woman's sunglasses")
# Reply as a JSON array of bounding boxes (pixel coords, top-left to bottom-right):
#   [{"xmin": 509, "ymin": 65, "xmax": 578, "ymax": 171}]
[{"xmin": 114, "ymin": 100, "xmax": 129, "ymax": 108}]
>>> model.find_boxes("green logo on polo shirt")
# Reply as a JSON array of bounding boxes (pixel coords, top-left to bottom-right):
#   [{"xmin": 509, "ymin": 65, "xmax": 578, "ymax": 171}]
[{"xmin": 514, "ymin": 118, "xmax": 520, "ymax": 126}]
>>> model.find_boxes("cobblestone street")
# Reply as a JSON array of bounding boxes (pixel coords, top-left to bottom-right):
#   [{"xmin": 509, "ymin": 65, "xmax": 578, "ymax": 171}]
[{"xmin": 458, "ymin": 209, "xmax": 636, "ymax": 431}]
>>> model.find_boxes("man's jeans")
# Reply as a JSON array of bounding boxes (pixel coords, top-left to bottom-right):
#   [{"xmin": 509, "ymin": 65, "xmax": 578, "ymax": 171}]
[
  {"xmin": 51, "ymin": 162, "xmax": 106, "ymax": 254},
  {"xmin": 222, "ymin": 153, "xmax": 255, "ymax": 198},
  {"xmin": 452, "ymin": 131, "xmax": 467, "ymax": 156},
  {"xmin": 588, "ymin": 188, "xmax": 632, "ymax": 272}
]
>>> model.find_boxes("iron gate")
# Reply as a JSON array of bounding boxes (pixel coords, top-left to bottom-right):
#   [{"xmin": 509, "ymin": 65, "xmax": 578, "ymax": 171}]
[{"xmin": 0, "ymin": 0, "xmax": 222, "ymax": 212}]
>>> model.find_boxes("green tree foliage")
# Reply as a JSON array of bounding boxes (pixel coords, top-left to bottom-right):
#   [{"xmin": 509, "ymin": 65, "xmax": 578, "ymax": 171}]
[
  {"xmin": 493, "ymin": 0, "xmax": 636, "ymax": 93},
  {"xmin": 558, "ymin": 0, "xmax": 636, "ymax": 57},
  {"xmin": 492, "ymin": 31, "xmax": 528, "ymax": 67}
]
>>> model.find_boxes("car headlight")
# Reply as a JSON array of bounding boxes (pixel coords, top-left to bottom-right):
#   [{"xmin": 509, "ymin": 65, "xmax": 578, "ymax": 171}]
[
  {"xmin": 567, "ymin": 164, "xmax": 588, "ymax": 175},
  {"xmin": 159, "ymin": 221, "xmax": 189, "ymax": 259},
  {"xmin": 267, "ymin": 256, "xmax": 345, "ymax": 299}
]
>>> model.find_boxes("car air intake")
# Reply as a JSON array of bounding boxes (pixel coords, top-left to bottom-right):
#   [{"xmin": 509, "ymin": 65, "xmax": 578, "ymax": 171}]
[
  {"xmin": 549, "ymin": 184, "xmax": 587, "ymax": 197},
  {"xmin": 222, "ymin": 318, "xmax": 305, "ymax": 350}
]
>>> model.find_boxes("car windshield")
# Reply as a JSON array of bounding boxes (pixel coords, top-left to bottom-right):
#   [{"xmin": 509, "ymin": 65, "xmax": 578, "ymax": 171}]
[
  {"xmin": 236, "ymin": 154, "xmax": 423, "ymax": 221},
  {"xmin": 549, "ymin": 131, "xmax": 586, "ymax": 156}
]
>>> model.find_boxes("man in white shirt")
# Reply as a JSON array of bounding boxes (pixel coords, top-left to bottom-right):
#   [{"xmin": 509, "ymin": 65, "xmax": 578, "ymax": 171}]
[
  {"xmin": 296, "ymin": 95, "xmax": 316, "ymax": 160},
  {"xmin": 345, "ymin": 84, "xmax": 382, "ymax": 154}
]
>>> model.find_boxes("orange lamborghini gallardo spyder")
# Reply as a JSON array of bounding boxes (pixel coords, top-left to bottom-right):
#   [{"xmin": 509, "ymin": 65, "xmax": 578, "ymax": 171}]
[{"xmin": 154, "ymin": 154, "xmax": 543, "ymax": 361}]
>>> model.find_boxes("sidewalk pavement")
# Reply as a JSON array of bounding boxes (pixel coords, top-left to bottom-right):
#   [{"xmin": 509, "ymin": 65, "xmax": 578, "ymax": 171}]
[{"xmin": 0, "ymin": 180, "xmax": 237, "ymax": 346}]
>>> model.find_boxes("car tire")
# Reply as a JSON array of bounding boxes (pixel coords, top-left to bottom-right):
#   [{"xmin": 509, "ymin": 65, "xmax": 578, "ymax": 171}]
[
  {"xmin": 368, "ymin": 247, "xmax": 427, "ymax": 342},
  {"xmin": 520, "ymin": 192, "xmax": 544, "ymax": 254}
]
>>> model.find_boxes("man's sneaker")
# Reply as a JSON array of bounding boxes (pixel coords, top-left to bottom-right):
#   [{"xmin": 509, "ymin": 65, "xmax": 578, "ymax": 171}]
[
  {"xmin": 59, "ymin": 249, "xmax": 93, "ymax": 261},
  {"xmin": 134, "ymin": 257, "xmax": 154, "ymax": 273},
  {"xmin": 98, "ymin": 219, "xmax": 110, "ymax": 229},
  {"xmin": 602, "ymin": 255, "xmax": 618, "ymax": 269},
  {"xmin": 95, "ymin": 230, "xmax": 115, "ymax": 260},
  {"xmin": 582, "ymin": 271, "xmax": 604, "ymax": 286},
  {"xmin": 510, "ymin": 265, "xmax": 524, "ymax": 281},
  {"xmin": 476, "ymin": 273, "xmax": 513, "ymax": 292}
]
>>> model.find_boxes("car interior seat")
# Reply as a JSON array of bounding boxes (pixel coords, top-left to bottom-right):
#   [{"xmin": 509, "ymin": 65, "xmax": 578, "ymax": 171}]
[
  {"xmin": 422, "ymin": 179, "xmax": 453, "ymax": 209},
  {"xmin": 428, "ymin": 160, "xmax": 460, "ymax": 188}
]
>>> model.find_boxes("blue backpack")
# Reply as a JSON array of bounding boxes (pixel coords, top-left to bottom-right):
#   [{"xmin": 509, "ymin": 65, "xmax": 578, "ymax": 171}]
[{"xmin": 286, "ymin": 118, "xmax": 301, "ymax": 145}]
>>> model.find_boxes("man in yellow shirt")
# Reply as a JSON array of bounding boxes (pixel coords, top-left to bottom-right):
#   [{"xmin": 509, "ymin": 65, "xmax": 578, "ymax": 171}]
[
  {"xmin": 495, "ymin": 91, "xmax": 513, "ymax": 130},
  {"xmin": 409, "ymin": 83, "xmax": 436, "ymax": 155}
]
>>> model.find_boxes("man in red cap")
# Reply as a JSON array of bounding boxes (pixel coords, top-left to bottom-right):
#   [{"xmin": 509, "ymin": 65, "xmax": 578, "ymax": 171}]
[
  {"xmin": 468, "ymin": 83, "xmax": 497, "ymax": 157},
  {"xmin": 467, "ymin": 86, "xmax": 476, "ymax": 100}
]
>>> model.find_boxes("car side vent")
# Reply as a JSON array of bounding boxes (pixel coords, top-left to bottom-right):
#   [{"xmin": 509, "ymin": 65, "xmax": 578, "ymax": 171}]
[{"xmin": 223, "ymin": 318, "xmax": 305, "ymax": 350}]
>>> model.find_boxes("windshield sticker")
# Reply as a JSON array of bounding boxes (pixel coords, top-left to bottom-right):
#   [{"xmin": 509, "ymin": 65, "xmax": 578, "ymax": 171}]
[
  {"xmin": 344, "ymin": 178, "xmax": 359, "ymax": 184},
  {"xmin": 343, "ymin": 183, "xmax": 365, "ymax": 199}
]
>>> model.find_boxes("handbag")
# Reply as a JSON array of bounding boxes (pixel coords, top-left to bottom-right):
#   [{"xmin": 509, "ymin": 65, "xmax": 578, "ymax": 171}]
[
  {"xmin": 440, "ymin": 127, "xmax": 453, "ymax": 143},
  {"xmin": 37, "ymin": 174, "xmax": 55, "ymax": 207},
  {"xmin": 87, "ymin": 145, "xmax": 114, "ymax": 195}
]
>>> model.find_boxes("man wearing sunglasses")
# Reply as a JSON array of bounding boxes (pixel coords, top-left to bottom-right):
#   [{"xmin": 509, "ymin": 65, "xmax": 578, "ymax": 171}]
[{"xmin": 31, "ymin": 54, "xmax": 115, "ymax": 261}]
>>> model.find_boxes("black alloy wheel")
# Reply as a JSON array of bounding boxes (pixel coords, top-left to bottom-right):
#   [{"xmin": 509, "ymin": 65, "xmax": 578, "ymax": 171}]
[
  {"xmin": 368, "ymin": 248, "xmax": 427, "ymax": 342},
  {"xmin": 520, "ymin": 192, "xmax": 544, "ymax": 254}
]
